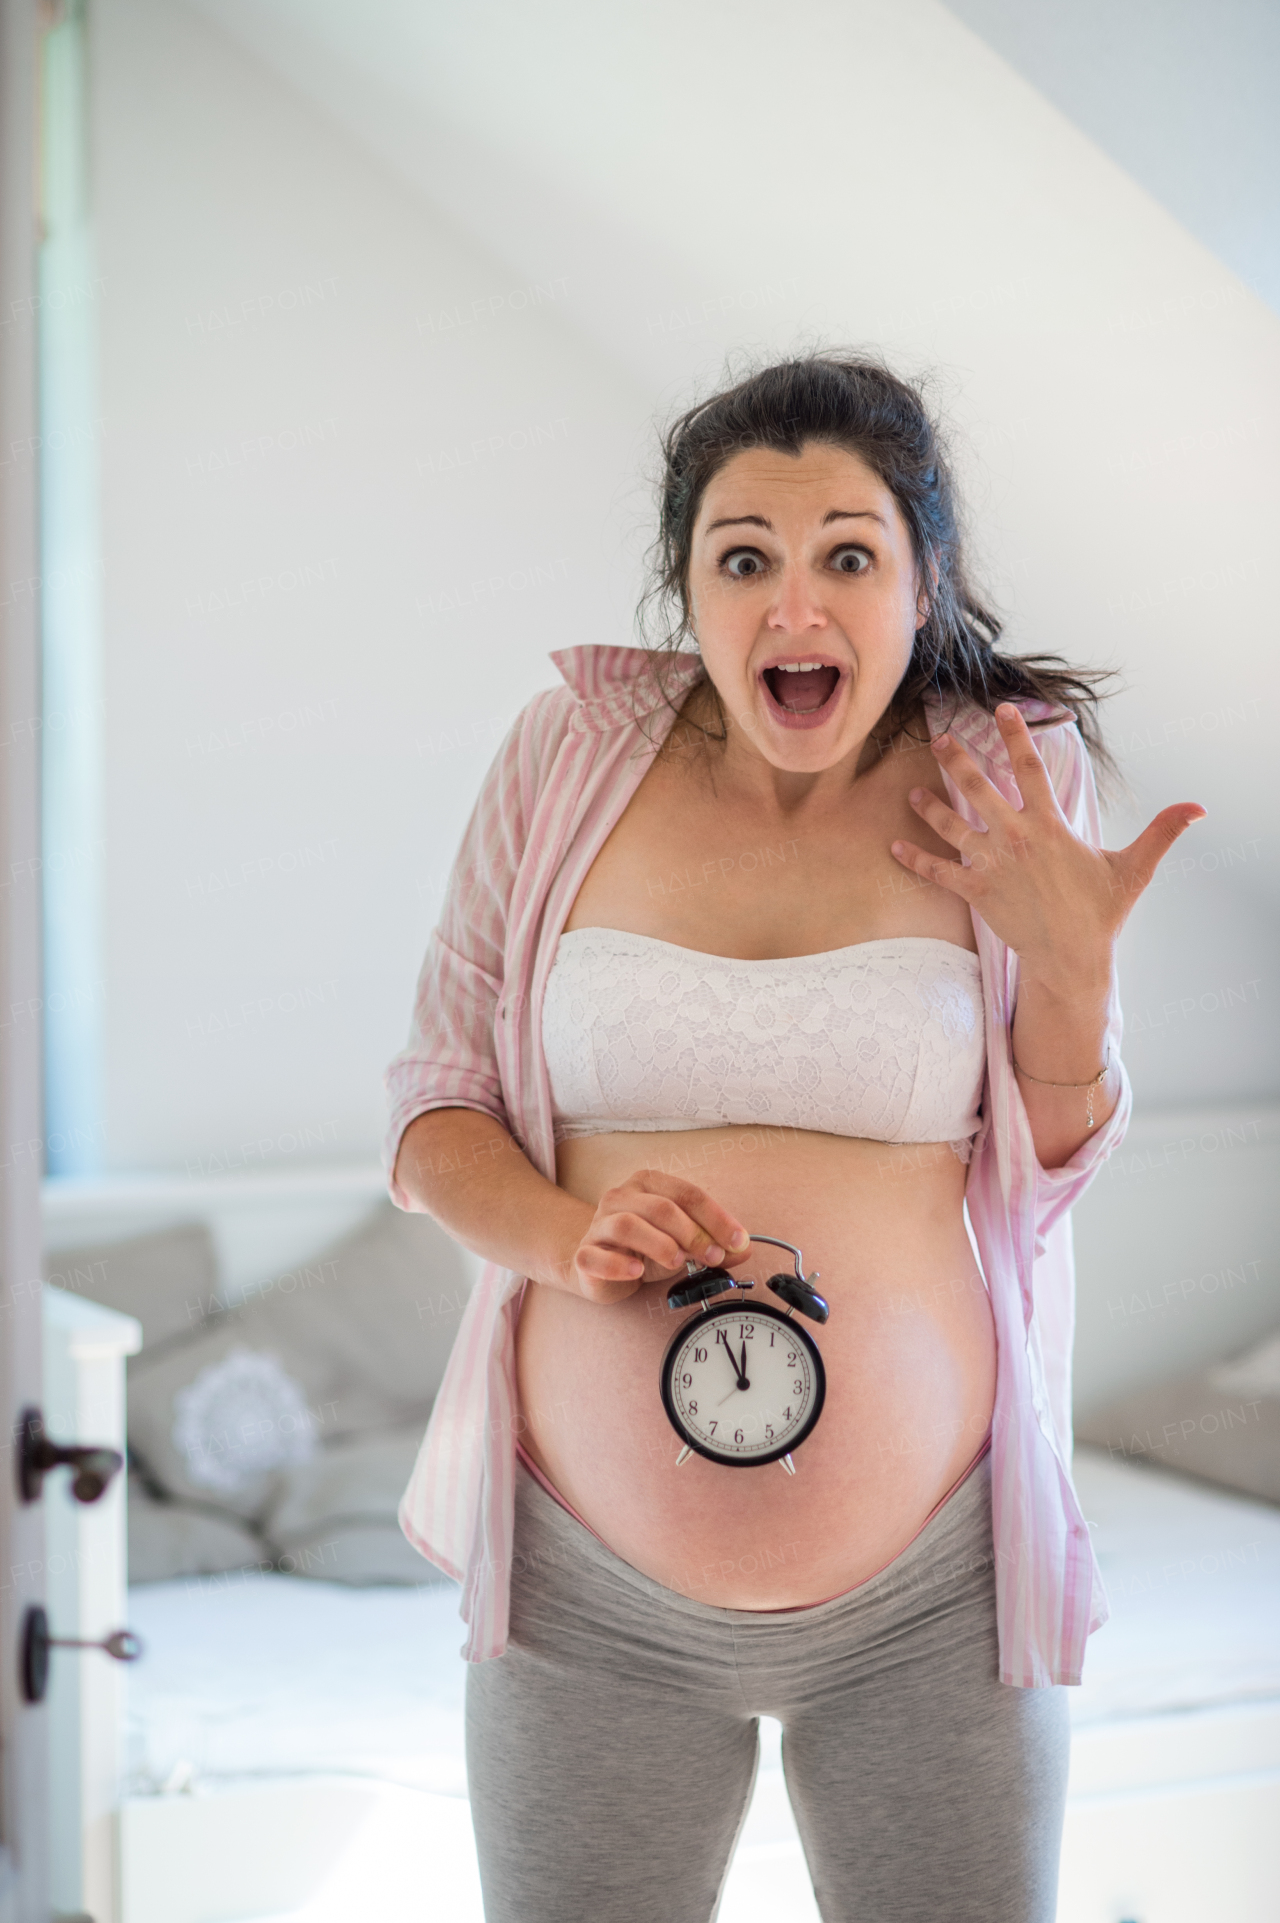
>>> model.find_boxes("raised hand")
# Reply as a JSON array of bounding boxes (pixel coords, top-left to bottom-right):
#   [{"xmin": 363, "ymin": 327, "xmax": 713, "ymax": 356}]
[{"xmin": 890, "ymin": 703, "xmax": 1206, "ymax": 994}]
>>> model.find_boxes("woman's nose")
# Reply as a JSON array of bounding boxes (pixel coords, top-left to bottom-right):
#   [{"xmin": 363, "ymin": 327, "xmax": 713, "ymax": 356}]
[{"xmin": 766, "ymin": 566, "xmax": 828, "ymax": 634}]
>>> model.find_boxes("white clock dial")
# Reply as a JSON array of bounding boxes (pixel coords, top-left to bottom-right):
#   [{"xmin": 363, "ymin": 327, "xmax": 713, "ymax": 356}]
[{"xmin": 662, "ymin": 1304, "xmax": 824, "ymax": 1464}]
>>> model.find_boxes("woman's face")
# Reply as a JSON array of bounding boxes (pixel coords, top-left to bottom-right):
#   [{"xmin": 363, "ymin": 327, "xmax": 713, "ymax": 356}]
[{"xmin": 687, "ymin": 441, "xmax": 927, "ymax": 774}]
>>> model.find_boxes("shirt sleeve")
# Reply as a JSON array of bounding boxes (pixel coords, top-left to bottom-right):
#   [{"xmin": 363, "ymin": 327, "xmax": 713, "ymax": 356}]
[
  {"xmin": 382, "ymin": 688, "xmax": 573, "ymax": 1209},
  {"xmin": 1019, "ymin": 720, "xmax": 1133, "ymax": 1246}
]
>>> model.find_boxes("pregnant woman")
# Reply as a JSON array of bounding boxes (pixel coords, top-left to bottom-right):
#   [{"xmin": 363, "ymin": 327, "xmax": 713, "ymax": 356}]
[{"xmin": 386, "ymin": 356, "xmax": 1203, "ymax": 1922}]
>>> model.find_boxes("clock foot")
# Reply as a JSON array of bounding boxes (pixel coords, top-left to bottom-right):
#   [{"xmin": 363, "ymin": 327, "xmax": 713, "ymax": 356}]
[
  {"xmin": 779, "ymin": 1454, "xmax": 796, "ymax": 1475},
  {"xmin": 675, "ymin": 1445, "xmax": 693, "ymax": 1467}
]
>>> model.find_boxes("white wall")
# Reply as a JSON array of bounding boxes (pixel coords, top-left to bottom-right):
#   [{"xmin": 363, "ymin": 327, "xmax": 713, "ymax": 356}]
[
  {"xmin": 91, "ymin": 0, "xmax": 649, "ymax": 1172},
  {"xmin": 1073, "ymin": 1104, "xmax": 1280, "ymax": 1415},
  {"xmin": 85, "ymin": 0, "xmax": 1280, "ymax": 1182}
]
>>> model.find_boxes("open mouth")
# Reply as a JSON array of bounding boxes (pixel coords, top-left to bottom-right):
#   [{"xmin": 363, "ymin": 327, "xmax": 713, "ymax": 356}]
[{"xmin": 761, "ymin": 662, "xmax": 842, "ymax": 721}]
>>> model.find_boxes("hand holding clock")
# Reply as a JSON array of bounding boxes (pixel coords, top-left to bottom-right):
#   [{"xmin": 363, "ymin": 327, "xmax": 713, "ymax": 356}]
[{"xmin": 566, "ymin": 1167, "xmax": 752, "ymax": 1305}]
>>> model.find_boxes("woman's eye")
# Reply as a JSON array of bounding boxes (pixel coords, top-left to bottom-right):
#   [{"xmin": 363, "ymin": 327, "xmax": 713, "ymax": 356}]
[
  {"xmin": 830, "ymin": 546, "xmax": 871, "ymax": 575},
  {"xmin": 722, "ymin": 549, "xmax": 767, "ymax": 579}
]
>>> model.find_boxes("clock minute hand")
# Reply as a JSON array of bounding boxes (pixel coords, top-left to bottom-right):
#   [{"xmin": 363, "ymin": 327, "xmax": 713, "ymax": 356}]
[
  {"xmin": 717, "ymin": 1327, "xmax": 748, "ymax": 1389},
  {"xmin": 718, "ymin": 1338, "xmax": 751, "ymax": 1404}
]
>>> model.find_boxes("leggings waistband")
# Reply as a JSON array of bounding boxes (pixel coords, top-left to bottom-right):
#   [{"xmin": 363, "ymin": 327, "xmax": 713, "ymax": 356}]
[{"xmin": 514, "ymin": 1429, "xmax": 993, "ymax": 1621}]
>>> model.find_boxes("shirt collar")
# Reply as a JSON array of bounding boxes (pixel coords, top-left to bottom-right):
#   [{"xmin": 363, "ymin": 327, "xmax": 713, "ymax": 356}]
[
  {"xmin": 549, "ymin": 644, "xmax": 704, "ymax": 732},
  {"xmin": 549, "ymin": 644, "xmax": 1074, "ymax": 748},
  {"xmin": 923, "ymin": 688, "xmax": 1074, "ymax": 766}
]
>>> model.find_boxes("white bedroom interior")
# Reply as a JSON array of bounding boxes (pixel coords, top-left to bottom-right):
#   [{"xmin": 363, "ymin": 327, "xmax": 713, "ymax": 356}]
[{"xmin": 30, "ymin": 1, "xmax": 1280, "ymax": 1919}]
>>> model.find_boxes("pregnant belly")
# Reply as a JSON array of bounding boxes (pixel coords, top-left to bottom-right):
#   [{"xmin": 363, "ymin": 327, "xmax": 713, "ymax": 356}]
[{"xmin": 514, "ymin": 1125, "xmax": 996, "ymax": 1607}]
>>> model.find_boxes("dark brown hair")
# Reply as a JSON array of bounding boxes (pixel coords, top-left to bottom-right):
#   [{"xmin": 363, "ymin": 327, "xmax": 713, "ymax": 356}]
[{"xmin": 636, "ymin": 352, "xmax": 1118, "ymax": 785}]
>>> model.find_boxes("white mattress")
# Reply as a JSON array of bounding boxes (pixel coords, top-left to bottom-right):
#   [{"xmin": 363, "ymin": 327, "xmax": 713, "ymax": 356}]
[
  {"xmin": 1069, "ymin": 1445, "xmax": 1280, "ymax": 1722},
  {"xmin": 125, "ymin": 1447, "xmax": 1280, "ymax": 1800},
  {"xmin": 125, "ymin": 1576, "xmax": 470, "ymax": 1799}
]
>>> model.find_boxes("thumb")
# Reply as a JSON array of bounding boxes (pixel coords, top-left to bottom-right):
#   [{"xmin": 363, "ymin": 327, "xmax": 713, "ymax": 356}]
[{"xmin": 1113, "ymin": 803, "xmax": 1208, "ymax": 901}]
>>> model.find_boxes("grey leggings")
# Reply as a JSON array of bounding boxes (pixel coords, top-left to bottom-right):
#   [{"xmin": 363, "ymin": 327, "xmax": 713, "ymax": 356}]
[{"xmin": 466, "ymin": 1453, "xmax": 1069, "ymax": 1923}]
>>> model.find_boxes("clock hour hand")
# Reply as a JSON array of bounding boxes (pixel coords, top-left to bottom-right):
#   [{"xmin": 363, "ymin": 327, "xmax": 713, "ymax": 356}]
[
  {"xmin": 718, "ymin": 1339, "xmax": 752, "ymax": 1405},
  {"xmin": 717, "ymin": 1327, "xmax": 748, "ymax": 1390}
]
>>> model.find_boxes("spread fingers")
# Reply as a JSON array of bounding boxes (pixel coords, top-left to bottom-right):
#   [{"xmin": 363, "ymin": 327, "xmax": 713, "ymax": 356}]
[{"xmin": 907, "ymin": 785, "xmax": 990, "ymax": 858}]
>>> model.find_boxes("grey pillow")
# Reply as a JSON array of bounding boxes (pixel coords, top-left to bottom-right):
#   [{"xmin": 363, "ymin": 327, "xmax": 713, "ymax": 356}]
[
  {"xmin": 127, "ymin": 1438, "xmax": 439, "ymax": 1586},
  {"xmin": 262, "ymin": 1423, "xmax": 438, "ymax": 1585},
  {"xmin": 1075, "ymin": 1322, "xmax": 1280, "ymax": 1505},
  {"xmin": 128, "ymin": 1326, "xmax": 344, "ymax": 1521},
  {"xmin": 278, "ymin": 1521, "xmax": 434, "ymax": 1586},
  {"xmin": 127, "ymin": 1473, "xmax": 266, "ymax": 1583},
  {"xmin": 44, "ymin": 1222, "xmax": 219, "ymax": 1354},
  {"xmin": 125, "ymin": 1202, "xmax": 471, "ymax": 1522}
]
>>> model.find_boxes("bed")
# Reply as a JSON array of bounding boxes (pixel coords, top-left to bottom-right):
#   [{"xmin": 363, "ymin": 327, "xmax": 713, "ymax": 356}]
[
  {"xmin": 44, "ymin": 1125, "xmax": 1279, "ymax": 1923},
  {"xmin": 117, "ymin": 1444, "xmax": 1280, "ymax": 1923}
]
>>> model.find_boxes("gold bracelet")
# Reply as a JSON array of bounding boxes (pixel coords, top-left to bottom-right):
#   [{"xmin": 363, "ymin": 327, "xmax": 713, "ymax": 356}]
[{"xmin": 1010, "ymin": 1046, "xmax": 1111, "ymax": 1128}]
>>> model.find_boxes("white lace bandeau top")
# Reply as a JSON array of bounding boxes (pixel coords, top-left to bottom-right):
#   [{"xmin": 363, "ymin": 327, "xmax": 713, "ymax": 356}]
[{"xmin": 543, "ymin": 928, "xmax": 986, "ymax": 1161}]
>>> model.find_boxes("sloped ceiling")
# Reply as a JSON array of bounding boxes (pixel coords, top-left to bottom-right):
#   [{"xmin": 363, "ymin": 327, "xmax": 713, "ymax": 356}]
[{"xmin": 946, "ymin": 0, "xmax": 1280, "ymax": 316}]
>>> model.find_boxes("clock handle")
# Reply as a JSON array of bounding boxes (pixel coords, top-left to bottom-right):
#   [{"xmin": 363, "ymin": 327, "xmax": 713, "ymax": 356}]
[
  {"xmin": 743, "ymin": 1232, "xmax": 804, "ymax": 1272},
  {"xmin": 743, "ymin": 1234, "xmax": 821, "ymax": 1292}
]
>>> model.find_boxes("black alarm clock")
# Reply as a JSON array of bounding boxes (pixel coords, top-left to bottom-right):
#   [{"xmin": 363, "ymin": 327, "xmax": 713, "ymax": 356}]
[{"xmin": 659, "ymin": 1235, "xmax": 830, "ymax": 1473}]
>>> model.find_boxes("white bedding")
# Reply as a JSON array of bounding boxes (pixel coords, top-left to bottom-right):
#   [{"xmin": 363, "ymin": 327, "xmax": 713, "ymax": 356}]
[
  {"xmin": 125, "ymin": 1447, "xmax": 1280, "ymax": 1800},
  {"xmin": 1069, "ymin": 1445, "xmax": 1280, "ymax": 1722},
  {"xmin": 125, "ymin": 1575, "xmax": 469, "ymax": 1798}
]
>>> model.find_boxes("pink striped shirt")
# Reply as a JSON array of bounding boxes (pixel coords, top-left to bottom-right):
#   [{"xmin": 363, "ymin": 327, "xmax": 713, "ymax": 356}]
[{"xmin": 385, "ymin": 644, "xmax": 1131, "ymax": 1686}]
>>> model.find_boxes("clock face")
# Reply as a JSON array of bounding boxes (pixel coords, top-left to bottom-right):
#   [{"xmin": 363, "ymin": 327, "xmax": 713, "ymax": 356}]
[{"xmin": 660, "ymin": 1302, "xmax": 826, "ymax": 1466}]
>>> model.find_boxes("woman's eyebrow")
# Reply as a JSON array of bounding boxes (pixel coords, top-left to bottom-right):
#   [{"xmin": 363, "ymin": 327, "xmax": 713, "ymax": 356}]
[{"xmin": 702, "ymin": 508, "xmax": 886, "ymax": 534}]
